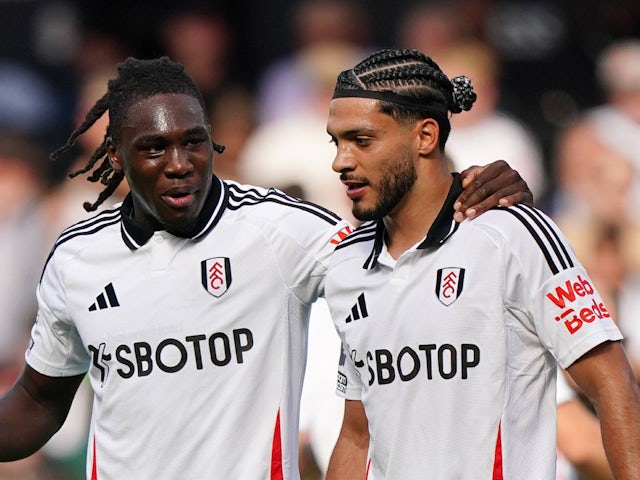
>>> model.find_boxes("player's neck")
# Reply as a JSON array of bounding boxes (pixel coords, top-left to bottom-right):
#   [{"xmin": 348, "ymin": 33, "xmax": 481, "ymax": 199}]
[{"xmin": 383, "ymin": 170, "xmax": 453, "ymax": 259}]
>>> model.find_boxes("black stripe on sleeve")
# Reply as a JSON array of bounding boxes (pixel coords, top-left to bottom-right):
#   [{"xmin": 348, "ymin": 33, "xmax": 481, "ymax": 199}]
[
  {"xmin": 517, "ymin": 205, "xmax": 574, "ymax": 269},
  {"xmin": 226, "ymin": 184, "xmax": 341, "ymax": 225},
  {"xmin": 503, "ymin": 207, "xmax": 562, "ymax": 275}
]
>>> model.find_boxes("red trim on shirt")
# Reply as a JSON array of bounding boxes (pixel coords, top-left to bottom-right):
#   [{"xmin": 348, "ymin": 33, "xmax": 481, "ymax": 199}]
[
  {"xmin": 493, "ymin": 422, "xmax": 503, "ymax": 480},
  {"xmin": 271, "ymin": 409, "xmax": 283, "ymax": 479},
  {"xmin": 91, "ymin": 436, "xmax": 98, "ymax": 480},
  {"xmin": 365, "ymin": 457, "xmax": 372, "ymax": 479}
]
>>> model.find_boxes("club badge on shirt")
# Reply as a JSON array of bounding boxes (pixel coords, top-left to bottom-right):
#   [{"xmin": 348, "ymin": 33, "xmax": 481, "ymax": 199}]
[
  {"xmin": 201, "ymin": 257, "xmax": 232, "ymax": 297},
  {"xmin": 435, "ymin": 267, "xmax": 465, "ymax": 306}
]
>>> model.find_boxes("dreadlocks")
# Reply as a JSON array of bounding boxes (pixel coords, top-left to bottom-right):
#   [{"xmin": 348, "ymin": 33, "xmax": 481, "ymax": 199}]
[
  {"xmin": 332, "ymin": 48, "xmax": 477, "ymax": 149},
  {"xmin": 50, "ymin": 57, "xmax": 225, "ymax": 212}
]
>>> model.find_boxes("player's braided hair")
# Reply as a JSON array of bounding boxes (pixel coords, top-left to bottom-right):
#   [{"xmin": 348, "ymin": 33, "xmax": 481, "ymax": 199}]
[
  {"xmin": 50, "ymin": 56, "xmax": 225, "ymax": 212},
  {"xmin": 333, "ymin": 48, "xmax": 477, "ymax": 148}
]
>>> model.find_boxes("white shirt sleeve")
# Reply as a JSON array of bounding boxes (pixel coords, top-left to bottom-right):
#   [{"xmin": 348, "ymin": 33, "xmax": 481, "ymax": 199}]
[
  {"xmin": 495, "ymin": 207, "xmax": 623, "ymax": 368},
  {"xmin": 26, "ymin": 250, "xmax": 90, "ymax": 376},
  {"xmin": 336, "ymin": 341, "xmax": 364, "ymax": 400}
]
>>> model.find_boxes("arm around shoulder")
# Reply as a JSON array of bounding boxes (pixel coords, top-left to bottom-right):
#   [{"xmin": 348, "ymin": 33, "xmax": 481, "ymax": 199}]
[
  {"xmin": 454, "ymin": 160, "xmax": 533, "ymax": 222},
  {"xmin": 0, "ymin": 364, "xmax": 83, "ymax": 461},
  {"xmin": 326, "ymin": 399, "xmax": 370, "ymax": 480},
  {"xmin": 566, "ymin": 341, "xmax": 640, "ymax": 479}
]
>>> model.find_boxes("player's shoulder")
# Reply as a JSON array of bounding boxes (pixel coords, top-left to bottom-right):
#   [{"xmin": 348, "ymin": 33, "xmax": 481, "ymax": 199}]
[
  {"xmin": 49, "ymin": 205, "xmax": 122, "ymax": 257},
  {"xmin": 464, "ymin": 204, "xmax": 560, "ymax": 237},
  {"xmin": 331, "ymin": 221, "xmax": 378, "ymax": 259},
  {"xmin": 464, "ymin": 204, "xmax": 576, "ymax": 273},
  {"xmin": 224, "ymin": 180, "xmax": 343, "ymax": 227},
  {"xmin": 225, "ymin": 181, "xmax": 341, "ymax": 220}
]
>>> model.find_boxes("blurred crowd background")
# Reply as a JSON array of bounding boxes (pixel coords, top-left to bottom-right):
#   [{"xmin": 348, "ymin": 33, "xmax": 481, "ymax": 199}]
[{"xmin": 1, "ymin": 0, "xmax": 639, "ymax": 479}]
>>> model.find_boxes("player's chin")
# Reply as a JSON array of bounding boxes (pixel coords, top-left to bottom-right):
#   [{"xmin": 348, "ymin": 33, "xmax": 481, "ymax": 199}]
[
  {"xmin": 158, "ymin": 207, "xmax": 200, "ymax": 234},
  {"xmin": 352, "ymin": 204, "xmax": 377, "ymax": 222}
]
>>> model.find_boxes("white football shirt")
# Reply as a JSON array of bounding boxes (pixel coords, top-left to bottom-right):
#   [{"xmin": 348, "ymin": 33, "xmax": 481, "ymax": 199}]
[
  {"xmin": 27, "ymin": 177, "xmax": 353, "ymax": 480},
  {"xmin": 325, "ymin": 174, "xmax": 622, "ymax": 480}
]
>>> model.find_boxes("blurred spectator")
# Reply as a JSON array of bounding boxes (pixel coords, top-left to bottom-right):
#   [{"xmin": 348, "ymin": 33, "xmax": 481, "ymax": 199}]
[
  {"xmin": 556, "ymin": 368, "xmax": 613, "ymax": 480},
  {"xmin": 0, "ymin": 61, "xmax": 61, "ymax": 140},
  {"xmin": 254, "ymin": 0, "xmax": 374, "ymax": 125},
  {"xmin": 396, "ymin": 1, "xmax": 469, "ymax": 58},
  {"xmin": 158, "ymin": 5, "xmax": 256, "ymax": 185},
  {"xmin": 158, "ymin": 6, "xmax": 247, "ymax": 106},
  {"xmin": 551, "ymin": 40, "xmax": 640, "ymax": 300},
  {"xmin": 0, "ymin": 135, "xmax": 47, "ymax": 366},
  {"xmin": 238, "ymin": 42, "xmax": 361, "ymax": 222},
  {"xmin": 208, "ymin": 88, "xmax": 256, "ymax": 184},
  {"xmin": 584, "ymin": 40, "xmax": 640, "ymax": 209},
  {"xmin": 553, "ymin": 122, "xmax": 634, "ymax": 223},
  {"xmin": 72, "ymin": 29, "xmax": 131, "ymax": 81},
  {"xmin": 437, "ymin": 39, "xmax": 548, "ymax": 199}
]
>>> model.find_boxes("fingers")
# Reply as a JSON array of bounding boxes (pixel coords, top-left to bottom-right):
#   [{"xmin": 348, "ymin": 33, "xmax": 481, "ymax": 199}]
[
  {"xmin": 496, "ymin": 182, "xmax": 534, "ymax": 207},
  {"xmin": 454, "ymin": 160, "xmax": 533, "ymax": 222},
  {"xmin": 455, "ymin": 180, "xmax": 532, "ymax": 221},
  {"xmin": 458, "ymin": 164, "xmax": 485, "ymax": 188},
  {"xmin": 457, "ymin": 162, "xmax": 514, "ymax": 209}
]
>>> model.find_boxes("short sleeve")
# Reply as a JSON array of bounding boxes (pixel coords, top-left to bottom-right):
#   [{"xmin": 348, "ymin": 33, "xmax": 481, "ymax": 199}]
[
  {"xmin": 336, "ymin": 342, "xmax": 363, "ymax": 400},
  {"xmin": 495, "ymin": 206, "xmax": 623, "ymax": 368},
  {"xmin": 26, "ymin": 252, "xmax": 90, "ymax": 376},
  {"xmin": 532, "ymin": 267, "xmax": 623, "ymax": 368}
]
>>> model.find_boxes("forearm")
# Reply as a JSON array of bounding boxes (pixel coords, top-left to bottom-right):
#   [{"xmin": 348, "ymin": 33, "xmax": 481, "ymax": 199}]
[
  {"xmin": 0, "ymin": 367, "xmax": 82, "ymax": 461},
  {"xmin": 597, "ymin": 382, "xmax": 640, "ymax": 479},
  {"xmin": 326, "ymin": 433, "xmax": 369, "ymax": 480},
  {"xmin": 0, "ymin": 383, "xmax": 63, "ymax": 461},
  {"xmin": 569, "ymin": 342, "xmax": 640, "ymax": 479}
]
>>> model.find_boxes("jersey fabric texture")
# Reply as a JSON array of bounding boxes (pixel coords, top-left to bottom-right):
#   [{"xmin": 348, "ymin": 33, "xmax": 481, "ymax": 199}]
[
  {"xmin": 27, "ymin": 176, "xmax": 352, "ymax": 480},
  {"xmin": 325, "ymin": 174, "xmax": 622, "ymax": 480}
]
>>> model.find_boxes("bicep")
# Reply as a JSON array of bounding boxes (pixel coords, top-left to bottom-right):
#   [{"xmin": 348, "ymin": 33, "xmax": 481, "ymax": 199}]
[{"xmin": 339, "ymin": 399, "xmax": 369, "ymax": 444}]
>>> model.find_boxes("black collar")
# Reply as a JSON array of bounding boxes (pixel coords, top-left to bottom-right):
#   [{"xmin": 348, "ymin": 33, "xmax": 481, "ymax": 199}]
[
  {"xmin": 120, "ymin": 176, "xmax": 227, "ymax": 250},
  {"xmin": 363, "ymin": 173, "xmax": 462, "ymax": 269}
]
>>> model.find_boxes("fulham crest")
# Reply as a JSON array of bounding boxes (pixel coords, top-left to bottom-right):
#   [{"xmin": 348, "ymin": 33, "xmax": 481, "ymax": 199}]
[
  {"xmin": 435, "ymin": 267, "xmax": 465, "ymax": 306},
  {"xmin": 201, "ymin": 257, "xmax": 232, "ymax": 297}
]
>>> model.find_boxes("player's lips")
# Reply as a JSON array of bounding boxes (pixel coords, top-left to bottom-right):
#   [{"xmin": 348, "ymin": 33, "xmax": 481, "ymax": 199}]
[
  {"xmin": 342, "ymin": 179, "xmax": 368, "ymax": 200},
  {"xmin": 161, "ymin": 186, "xmax": 197, "ymax": 208}
]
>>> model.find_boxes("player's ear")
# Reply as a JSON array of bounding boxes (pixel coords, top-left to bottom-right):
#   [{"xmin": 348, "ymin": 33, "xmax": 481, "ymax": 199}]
[
  {"xmin": 417, "ymin": 118, "xmax": 439, "ymax": 156},
  {"xmin": 106, "ymin": 137, "xmax": 123, "ymax": 172}
]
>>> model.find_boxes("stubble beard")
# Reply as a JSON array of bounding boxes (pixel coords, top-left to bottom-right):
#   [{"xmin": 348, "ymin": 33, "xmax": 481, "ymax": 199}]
[{"xmin": 352, "ymin": 155, "xmax": 417, "ymax": 222}]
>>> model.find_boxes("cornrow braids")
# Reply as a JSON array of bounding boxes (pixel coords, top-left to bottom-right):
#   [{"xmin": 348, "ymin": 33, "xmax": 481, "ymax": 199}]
[
  {"xmin": 50, "ymin": 56, "xmax": 225, "ymax": 212},
  {"xmin": 333, "ymin": 48, "xmax": 477, "ymax": 148}
]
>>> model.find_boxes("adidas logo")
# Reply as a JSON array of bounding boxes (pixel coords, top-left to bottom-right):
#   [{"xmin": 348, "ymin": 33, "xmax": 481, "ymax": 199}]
[
  {"xmin": 345, "ymin": 293, "xmax": 368, "ymax": 323},
  {"xmin": 89, "ymin": 283, "xmax": 120, "ymax": 311}
]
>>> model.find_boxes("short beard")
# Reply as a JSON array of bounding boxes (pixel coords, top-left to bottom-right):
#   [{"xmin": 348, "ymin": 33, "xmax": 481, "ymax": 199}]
[{"xmin": 353, "ymin": 155, "xmax": 417, "ymax": 221}]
